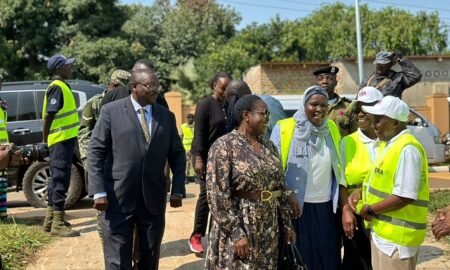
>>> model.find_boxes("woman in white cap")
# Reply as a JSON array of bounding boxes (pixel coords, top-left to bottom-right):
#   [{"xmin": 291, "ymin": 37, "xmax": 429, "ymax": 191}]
[
  {"xmin": 271, "ymin": 85, "xmax": 344, "ymax": 270},
  {"xmin": 339, "ymin": 86, "xmax": 383, "ymax": 270}
]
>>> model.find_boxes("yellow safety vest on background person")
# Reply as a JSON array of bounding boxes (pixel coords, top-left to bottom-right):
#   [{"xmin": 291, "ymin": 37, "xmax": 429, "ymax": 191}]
[
  {"xmin": 278, "ymin": 117, "xmax": 341, "ymax": 171},
  {"xmin": 342, "ymin": 132, "xmax": 372, "ymax": 195},
  {"xmin": 42, "ymin": 80, "xmax": 79, "ymax": 147},
  {"xmin": 362, "ymin": 133, "xmax": 429, "ymax": 246},
  {"xmin": 0, "ymin": 108, "xmax": 8, "ymax": 143},
  {"xmin": 181, "ymin": 123, "xmax": 194, "ymax": 151}
]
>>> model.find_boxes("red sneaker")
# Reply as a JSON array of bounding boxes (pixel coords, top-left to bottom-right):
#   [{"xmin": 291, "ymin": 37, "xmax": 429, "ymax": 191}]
[{"xmin": 188, "ymin": 233, "xmax": 204, "ymax": 253}]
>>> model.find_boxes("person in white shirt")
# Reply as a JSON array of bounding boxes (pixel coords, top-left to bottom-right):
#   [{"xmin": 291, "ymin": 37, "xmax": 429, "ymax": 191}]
[
  {"xmin": 349, "ymin": 96, "xmax": 429, "ymax": 270},
  {"xmin": 339, "ymin": 86, "xmax": 383, "ymax": 270}
]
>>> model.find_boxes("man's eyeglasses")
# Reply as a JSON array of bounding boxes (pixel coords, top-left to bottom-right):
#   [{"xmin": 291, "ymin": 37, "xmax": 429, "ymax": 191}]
[
  {"xmin": 136, "ymin": 82, "xmax": 161, "ymax": 93},
  {"xmin": 250, "ymin": 110, "xmax": 271, "ymax": 121}
]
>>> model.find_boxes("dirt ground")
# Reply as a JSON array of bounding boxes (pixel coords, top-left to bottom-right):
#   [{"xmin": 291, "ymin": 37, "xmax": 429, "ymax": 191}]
[{"xmin": 6, "ymin": 184, "xmax": 450, "ymax": 270}]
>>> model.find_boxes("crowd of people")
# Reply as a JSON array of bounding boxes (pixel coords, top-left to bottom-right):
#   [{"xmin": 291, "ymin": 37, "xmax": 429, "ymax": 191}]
[{"xmin": 1, "ymin": 49, "xmax": 449, "ymax": 270}]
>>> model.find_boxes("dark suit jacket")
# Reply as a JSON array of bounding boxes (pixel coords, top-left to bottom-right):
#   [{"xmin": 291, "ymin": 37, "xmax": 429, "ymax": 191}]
[{"xmin": 87, "ymin": 97, "xmax": 185, "ymax": 215}]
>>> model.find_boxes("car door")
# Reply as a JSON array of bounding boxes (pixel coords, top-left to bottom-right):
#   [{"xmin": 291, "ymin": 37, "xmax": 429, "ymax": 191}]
[{"xmin": 5, "ymin": 90, "xmax": 42, "ymax": 145}]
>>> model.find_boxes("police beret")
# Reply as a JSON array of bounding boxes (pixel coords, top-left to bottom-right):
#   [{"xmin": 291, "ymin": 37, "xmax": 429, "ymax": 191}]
[{"xmin": 313, "ymin": 66, "xmax": 339, "ymax": 76}]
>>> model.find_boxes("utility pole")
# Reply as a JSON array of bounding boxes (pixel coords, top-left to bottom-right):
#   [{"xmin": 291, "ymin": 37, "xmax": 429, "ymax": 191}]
[{"xmin": 355, "ymin": 0, "xmax": 364, "ymax": 84}]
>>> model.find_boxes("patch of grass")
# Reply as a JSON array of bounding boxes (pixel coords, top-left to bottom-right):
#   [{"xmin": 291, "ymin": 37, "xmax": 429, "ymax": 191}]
[
  {"xmin": 0, "ymin": 217, "xmax": 51, "ymax": 270},
  {"xmin": 429, "ymin": 190, "xmax": 450, "ymax": 213}
]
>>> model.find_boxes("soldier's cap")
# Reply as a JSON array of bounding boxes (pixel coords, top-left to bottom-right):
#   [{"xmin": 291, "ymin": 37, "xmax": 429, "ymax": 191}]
[
  {"xmin": 313, "ymin": 66, "xmax": 339, "ymax": 76},
  {"xmin": 47, "ymin": 54, "xmax": 75, "ymax": 70},
  {"xmin": 373, "ymin": 51, "xmax": 393, "ymax": 65},
  {"xmin": 111, "ymin": 69, "xmax": 131, "ymax": 86},
  {"xmin": 362, "ymin": 96, "xmax": 409, "ymax": 122},
  {"xmin": 356, "ymin": 86, "xmax": 383, "ymax": 104}
]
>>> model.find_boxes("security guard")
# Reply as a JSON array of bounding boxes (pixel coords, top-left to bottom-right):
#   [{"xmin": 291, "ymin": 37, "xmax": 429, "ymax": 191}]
[
  {"xmin": 42, "ymin": 54, "xmax": 80, "ymax": 237},
  {"xmin": 360, "ymin": 51, "xmax": 422, "ymax": 99},
  {"xmin": 180, "ymin": 113, "xmax": 195, "ymax": 182},
  {"xmin": 78, "ymin": 69, "xmax": 131, "ymax": 166},
  {"xmin": 0, "ymin": 99, "xmax": 8, "ymax": 144},
  {"xmin": 352, "ymin": 96, "xmax": 429, "ymax": 270},
  {"xmin": 313, "ymin": 66, "xmax": 356, "ymax": 136}
]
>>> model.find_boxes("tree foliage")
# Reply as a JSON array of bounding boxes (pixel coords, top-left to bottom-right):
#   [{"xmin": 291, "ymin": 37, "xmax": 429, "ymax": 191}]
[{"xmin": 0, "ymin": 1, "xmax": 447, "ymax": 100}]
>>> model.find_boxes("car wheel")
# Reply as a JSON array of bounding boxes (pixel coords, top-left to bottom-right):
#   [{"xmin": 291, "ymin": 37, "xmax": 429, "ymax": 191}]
[{"xmin": 22, "ymin": 161, "xmax": 84, "ymax": 209}]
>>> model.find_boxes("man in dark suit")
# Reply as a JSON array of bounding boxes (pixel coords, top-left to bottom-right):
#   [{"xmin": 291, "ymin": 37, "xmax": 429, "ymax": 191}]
[{"xmin": 88, "ymin": 68, "xmax": 185, "ymax": 270}]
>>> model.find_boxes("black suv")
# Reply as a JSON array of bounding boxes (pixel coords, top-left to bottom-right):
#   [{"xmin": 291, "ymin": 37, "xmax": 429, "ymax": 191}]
[{"xmin": 1, "ymin": 80, "xmax": 104, "ymax": 208}]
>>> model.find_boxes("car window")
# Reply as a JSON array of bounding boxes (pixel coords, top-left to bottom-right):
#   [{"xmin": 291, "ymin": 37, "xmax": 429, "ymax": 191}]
[
  {"xmin": 407, "ymin": 110, "xmax": 424, "ymax": 126},
  {"xmin": 0, "ymin": 92, "xmax": 19, "ymax": 122},
  {"xmin": 18, "ymin": 92, "xmax": 37, "ymax": 121}
]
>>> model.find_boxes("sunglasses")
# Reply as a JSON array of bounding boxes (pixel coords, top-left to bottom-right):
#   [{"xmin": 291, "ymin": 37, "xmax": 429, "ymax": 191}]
[{"xmin": 136, "ymin": 82, "xmax": 161, "ymax": 94}]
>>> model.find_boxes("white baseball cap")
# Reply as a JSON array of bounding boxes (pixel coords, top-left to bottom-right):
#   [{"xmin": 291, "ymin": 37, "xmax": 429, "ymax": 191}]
[
  {"xmin": 356, "ymin": 86, "xmax": 384, "ymax": 104},
  {"xmin": 362, "ymin": 96, "xmax": 409, "ymax": 122}
]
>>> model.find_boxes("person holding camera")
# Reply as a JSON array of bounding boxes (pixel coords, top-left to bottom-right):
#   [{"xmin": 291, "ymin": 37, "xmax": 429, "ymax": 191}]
[
  {"xmin": 41, "ymin": 54, "xmax": 80, "ymax": 237},
  {"xmin": 360, "ymin": 51, "xmax": 422, "ymax": 99}
]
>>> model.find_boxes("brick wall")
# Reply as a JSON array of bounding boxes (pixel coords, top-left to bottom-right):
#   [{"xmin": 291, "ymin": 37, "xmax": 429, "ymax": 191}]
[{"xmin": 244, "ymin": 62, "xmax": 328, "ymax": 94}]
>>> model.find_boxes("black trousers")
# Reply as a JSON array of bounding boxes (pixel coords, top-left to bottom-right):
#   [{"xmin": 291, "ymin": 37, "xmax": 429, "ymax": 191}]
[
  {"xmin": 192, "ymin": 175, "xmax": 209, "ymax": 237},
  {"xmin": 48, "ymin": 138, "xmax": 75, "ymax": 211},
  {"xmin": 341, "ymin": 214, "xmax": 372, "ymax": 270},
  {"xmin": 101, "ymin": 204, "xmax": 165, "ymax": 270}
]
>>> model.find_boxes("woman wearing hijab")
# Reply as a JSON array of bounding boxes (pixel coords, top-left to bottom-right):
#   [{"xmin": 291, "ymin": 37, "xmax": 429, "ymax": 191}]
[
  {"xmin": 271, "ymin": 85, "xmax": 345, "ymax": 270},
  {"xmin": 205, "ymin": 95, "xmax": 295, "ymax": 269}
]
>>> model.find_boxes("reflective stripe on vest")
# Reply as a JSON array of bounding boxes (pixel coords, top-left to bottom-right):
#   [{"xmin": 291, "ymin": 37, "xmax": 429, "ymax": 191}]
[
  {"xmin": 181, "ymin": 123, "xmax": 194, "ymax": 151},
  {"xmin": 0, "ymin": 109, "xmax": 8, "ymax": 143},
  {"xmin": 364, "ymin": 133, "xmax": 429, "ymax": 246},
  {"xmin": 342, "ymin": 132, "xmax": 372, "ymax": 194},
  {"xmin": 42, "ymin": 80, "xmax": 79, "ymax": 147},
  {"xmin": 278, "ymin": 117, "xmax": 341, "ymax": 171}
]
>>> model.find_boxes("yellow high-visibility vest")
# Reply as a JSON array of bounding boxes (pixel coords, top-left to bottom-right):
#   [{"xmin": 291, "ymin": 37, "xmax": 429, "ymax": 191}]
[
  {"xmin": 278, "ymin": 117, "xmax": 341, "ymax": 171},
  {"xmin": 363, "ymin": 133, "xmax": 429, "ymax": 246},
  {"xmin": 342, "ymin": 132, "xmax": 373, "ymax": 195},
  {"xmin": 0, "ymin": 108, "xmax": 8, "ymax": 143},
  {"xmin": 181, "ymin": 123, "xmax": 194, "ymax": 151},
  {"xmin": 42, "ymin": 80, "xmax": 79, "ymax": 147}
]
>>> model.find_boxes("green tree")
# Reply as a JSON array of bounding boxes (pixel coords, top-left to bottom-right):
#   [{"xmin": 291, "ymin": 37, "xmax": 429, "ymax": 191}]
[{"xmin": 0, "ymin": 0, "xmax": 61, "ymax": 80}]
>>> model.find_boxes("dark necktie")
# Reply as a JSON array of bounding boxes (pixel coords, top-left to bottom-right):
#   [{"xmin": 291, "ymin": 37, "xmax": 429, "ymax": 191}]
[{"xmin": 139, "ymin": 108, "xmax": 151, "ymax": 143}]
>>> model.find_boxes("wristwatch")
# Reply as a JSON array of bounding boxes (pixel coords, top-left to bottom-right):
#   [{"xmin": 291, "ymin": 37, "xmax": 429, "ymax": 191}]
[{"xmin": 367, "ymin": 205, "xmax": 376, "ymax": 216}]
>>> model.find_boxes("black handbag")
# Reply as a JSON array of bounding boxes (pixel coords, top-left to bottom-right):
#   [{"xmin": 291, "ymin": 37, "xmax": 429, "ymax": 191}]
[{"xmin": 280, "ymin": 243, "xmax": 308, "ymax": 270}]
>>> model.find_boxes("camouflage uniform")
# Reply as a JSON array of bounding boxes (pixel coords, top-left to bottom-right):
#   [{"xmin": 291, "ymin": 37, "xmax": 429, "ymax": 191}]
[
  {"xmin": 78, "ymin": 92, "xmax": 105, "ymax": 165},
  {"xmin": 78, "ymin": 69, "xmax": 131, "ymax": 164},
  {"xmin": 204, "ymin": 130, "xmax": 293, "ymax": 270},
  {"xmin": 328, "ymin": 94, "xmax": 357, "ymax": 137}
]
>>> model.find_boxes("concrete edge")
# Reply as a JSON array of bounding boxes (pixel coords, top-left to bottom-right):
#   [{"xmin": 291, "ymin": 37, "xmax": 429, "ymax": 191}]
[{"xmin": 429, "ymin": 166, "xmax": 450, "ymax": 173}]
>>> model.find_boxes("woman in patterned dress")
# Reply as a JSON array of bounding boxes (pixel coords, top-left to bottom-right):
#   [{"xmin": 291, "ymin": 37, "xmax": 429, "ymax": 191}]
[{"xmin": 204, "ymin": 95, "xmax": 296, "ymax": 270}]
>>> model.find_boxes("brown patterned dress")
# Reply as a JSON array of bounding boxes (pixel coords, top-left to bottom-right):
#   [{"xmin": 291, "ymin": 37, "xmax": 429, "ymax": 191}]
[{"xmin": 204, "ymin": 130, "xmax": 293, "ymax": 270}]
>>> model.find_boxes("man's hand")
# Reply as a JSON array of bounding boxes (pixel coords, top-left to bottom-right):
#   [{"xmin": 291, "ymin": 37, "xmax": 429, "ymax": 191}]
[
  {"xmin": 432, "ymin": 208, "xmax": 450, "ymax": 240},
  {"xmin": 170, "ymin": 194, "xmax": 182, "ymax": 208},
  {"xmin": 348, "ymin": 188, "xmax": 362, "ymax": 211},
  {"xmin": 393, "ymin": 51, "xmax": 403, "ymax": 63},
  {"xmin": 234, "ymin": 237, "xmax": 250, "ymax": 258},
  {"xmin": 93, "ymin": 197, "xmax": 109, "ymax": 211},
  {"xmin": 288, "ymin": 193, "xmax": 302, "ymax": 218},
  {"xmin": 0, "ymin": 144, "xmax": 27, "ymax": 169},
  {"xmin": 359, "ymin": 204, "xmax": 373, "ymax": 221},
  {"xmin": 342, "ymin": 204, "xmax": 357, "ymax": 239},
  {"xmin": 194, "ymin": 158, "xmax": 205, "ymax": 175}
]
